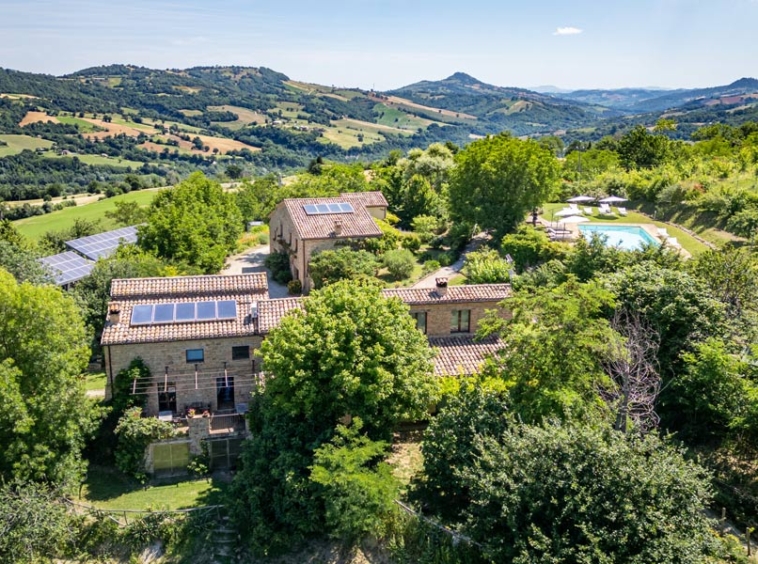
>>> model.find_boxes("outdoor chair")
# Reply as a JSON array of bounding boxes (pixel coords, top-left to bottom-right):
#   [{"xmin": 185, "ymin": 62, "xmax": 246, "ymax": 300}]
[
  {"xmin": 584, "ymin": 207, "xmax": 593, "ymax": 215},
  {"xmin": 618, "ymin": 207, "xmax": 628, "ymax": 216}
]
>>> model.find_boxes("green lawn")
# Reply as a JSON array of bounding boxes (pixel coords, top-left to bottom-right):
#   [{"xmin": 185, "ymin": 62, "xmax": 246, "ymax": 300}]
[
  {"xmin": 541, "ymin": 202, "xmax": 710, "ymax": 256},
  {"xmin": 0, "ymin": 134, "xmax": 54, "ymax": 157},
  {"xmin": 84, "ymin": 372, "xmax": 107, "ymax": 392},
  {"xmin": 81, "ymin": 466, "xmax": 227, "ymax": 511},
  {"xmin": 14, "ymin": 189, "xmax": 159, "ymax": 240},
  {"xmin": 40, "ymin": 151, "xmax": 145, "ymax": 168}
]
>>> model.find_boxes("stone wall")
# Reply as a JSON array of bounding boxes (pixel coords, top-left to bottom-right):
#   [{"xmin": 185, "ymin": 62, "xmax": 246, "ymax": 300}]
[
  {"xmin": 104, "ymin": 335, "xmax": 262, "ymax": 416},
  {"xmin": 408, "ymin": 302, "xmax": 509, "ymax": 338}
]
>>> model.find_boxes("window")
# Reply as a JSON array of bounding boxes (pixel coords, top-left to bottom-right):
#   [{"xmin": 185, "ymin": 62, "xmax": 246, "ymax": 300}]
[
  {"xmin": 450, "ymin": 310, "xmax": 471, "ymax": 333},
  {"xmin": 158, "ymin": 383, "xmax": 177, "ymax": 413},
  {"xmin": 411, "ymin": 312, "xmax": 427, "ymax": 334},
  {"xmin": 186, "ymin": 348, "xmax": 204, "ymax": 363},
  {"xmin": 232, "ymin": 345, "xmax": 250, "ymax": 360}
]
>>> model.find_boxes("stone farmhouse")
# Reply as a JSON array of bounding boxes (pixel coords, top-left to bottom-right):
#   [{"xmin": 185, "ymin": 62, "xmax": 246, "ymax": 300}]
[
  {"xmin": 102, "ymin": 274, "xmax": 511, "ymax": 421},
  {"xmin": 269, "ymin": 191, "xmax": 389, "ymax": 293}
]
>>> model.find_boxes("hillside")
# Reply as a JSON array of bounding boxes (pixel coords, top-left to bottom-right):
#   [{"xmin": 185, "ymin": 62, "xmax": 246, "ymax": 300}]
[{"xmin": 387, "ymin": 72, "xmax": 621, "ymax": 135}]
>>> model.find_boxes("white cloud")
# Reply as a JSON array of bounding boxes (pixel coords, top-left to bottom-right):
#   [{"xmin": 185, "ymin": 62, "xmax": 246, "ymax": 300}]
[{"xmin": 554, "ymin": 27, "xmax": 583, "ymax": 36}]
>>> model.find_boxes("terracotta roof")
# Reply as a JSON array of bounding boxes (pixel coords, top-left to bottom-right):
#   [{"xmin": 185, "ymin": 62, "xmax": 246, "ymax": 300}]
[
  {"xmin": 428, "ymin": 335, "xmax": 504, "ymax": 376},
  {"xmin": 340, "ymin": 191, "xmax": 389, "ymax": 207},
  {"xmin": 280, "ymin": 196, "xmax": 383, "ymax": 241},
  {"xmin": 111, "ymin": 274, "xmax": 268, "ymax": 300},
  {"xmin": 382, "ymin": 284, "xmax": 511, "ymax": 306},
  {"xmin": 102, "ymin": 274, "xmax": 269, "ymax": 345},
  {"xmin": 257, "ymin": 297, "xmax": 304, "ymax": 334},
  {"xmin": 102, "ymin": 294, "xmax": 259, "ymax": 345}
]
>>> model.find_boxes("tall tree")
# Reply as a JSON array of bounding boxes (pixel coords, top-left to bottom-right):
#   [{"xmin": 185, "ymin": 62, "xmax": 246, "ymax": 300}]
[
  {"xmin": 138, "ymin": 172, "xmax": 242, "ymax": 273},
  {"xmin": 448, "ymin": 133, "xmax": 559, "ymax": 239},
  {"xmin": 0, "ymin": 270, "xmax": 99, "ymax": 485}
]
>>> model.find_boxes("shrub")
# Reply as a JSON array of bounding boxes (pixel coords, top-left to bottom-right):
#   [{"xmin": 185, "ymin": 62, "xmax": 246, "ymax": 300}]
[
  {"xmin": 364, "ymin": 219, "xmax": 402, "ymax": 254},
  {"xmin": 401, "ymin": 233, "xmax": 421, "ymax": 253},
  {"xmin": 265, "ymin": 251, "xmax": 293, "ymax": 285},
  {"xmin": 501, "ymin": 226, "xmax": 565, "ymax": 273},
  {"xmin": 114, "ymin": 407, "xmax": 175, "ymax": 480},
  {"xmin": 437, "ymin": 251, "xmax": 455, "ymax": 267},
  {"xmin": 463, "ymin": 247, "xmax": 511, "ymax": 283},
  {"xmin": 411, "ymin": 215, "xmax": 441, "ymax": 242},
  {"xmin": 256, "ymin": 231, "xmax": 269, "ymax": 245},
  {"xmin": 309, "ymin": 247, "xmax": 379, "ymax": 289},
  {"xmin": 383, "ymin": 249, "xmax": 416, "ymax": 280},
  {"xmin": 287, "ymin": 279, "xmax": 302, "ymax": 295},
  {"xmin": 422, "ymin": 260, "xmax": 440, "ymax": 275}
]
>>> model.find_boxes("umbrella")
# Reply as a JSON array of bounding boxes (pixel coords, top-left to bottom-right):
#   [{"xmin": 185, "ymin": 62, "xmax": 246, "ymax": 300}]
[
  {"xmin": 561, "ymin": 215, "xmax": 590, "ymax": 223},
  {"xmin": 554, "ymin": 208, "xmax": 578, "ymax": 217},
  {"xmin": 599, "ymin": 195, "xmax": 628, "ymax": 204},
  {"xmin": 566, "ymin": 195, "xmax": 595, "ymax": 203}
]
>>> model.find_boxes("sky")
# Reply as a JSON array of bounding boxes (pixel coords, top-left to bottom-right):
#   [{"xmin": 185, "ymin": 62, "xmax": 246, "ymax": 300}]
[{"xmin": 0, "ymin": 0, "xmax": 756, "ymax": 91}]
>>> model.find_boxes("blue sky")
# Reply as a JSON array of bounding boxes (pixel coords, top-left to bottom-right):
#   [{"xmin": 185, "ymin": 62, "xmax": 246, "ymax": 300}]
[{"xmin": 0, "ymin": 0, "xmax": 756, "ymax": 90}]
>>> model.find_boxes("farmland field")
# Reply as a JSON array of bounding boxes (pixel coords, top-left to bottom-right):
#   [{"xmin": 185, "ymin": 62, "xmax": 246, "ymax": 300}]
[
  {"xmin": 40, "ymin": 152, "xmax": 146, "ymax": 168},
  {"xmin": 318, "ymin": 124, "xmax": 384, "ymax": 148},
  {"xmin": 208, "ymin": 105, "xmax": 267, "ymax": 129},
  {"xmin": 19, "ymin": 110, "xmax": 59, "ymax": 126},
  {"xmin": 14, "ymin": 189, "xmax": 160, "ymax": 240},
  {"xmin": 374, "ymin": 103, "xmax": 441, "ymax": 130},
  {"xmin": 57, "ymin": 116, "xmax": 102, "ymax": 132},
  {"xmin": 0, "ymin": 134, "xmax": 54, "ymax": 156}
]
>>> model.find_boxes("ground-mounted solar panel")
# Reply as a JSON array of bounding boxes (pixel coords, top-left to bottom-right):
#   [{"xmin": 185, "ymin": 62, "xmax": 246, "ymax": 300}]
[
  {"xmin": 38, "ymin": 251, "xmax": 95, "ymax": 286},
  {"xmin": 66, "ymin": 225, "xmax": 138, "ymax": 260}
]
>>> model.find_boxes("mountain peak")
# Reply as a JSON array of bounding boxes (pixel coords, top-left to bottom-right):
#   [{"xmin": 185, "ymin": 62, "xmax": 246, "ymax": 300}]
[
  {"xmin": 728, "ymin": 77, "xmax": 758, "ymax": 89},
  {"xmin": 445, "ymin": 72, "xmax": 482, "ymax": 85}
]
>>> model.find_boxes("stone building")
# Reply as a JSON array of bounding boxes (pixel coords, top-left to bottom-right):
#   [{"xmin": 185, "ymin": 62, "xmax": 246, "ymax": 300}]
[
  {"xmin": 102, "ymin": 273, "xmax": 511, "ymax": 419},
  {"xmin": 268, "ymin": 191, "xmax": 388, "ymax": 293}
]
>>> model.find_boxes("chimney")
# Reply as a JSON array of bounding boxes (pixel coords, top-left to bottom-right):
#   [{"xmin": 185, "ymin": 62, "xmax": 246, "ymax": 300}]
[
  {"xmin": 333, "ymin": 220, "xmax": 343, "ymax": 236},
  {"xmin": 435, "ymin": 277, "xmax": 448, "ymax": 297},
  {"xmin": 109, "ymin": 307, "xmax": 121, "ymax": 325}
]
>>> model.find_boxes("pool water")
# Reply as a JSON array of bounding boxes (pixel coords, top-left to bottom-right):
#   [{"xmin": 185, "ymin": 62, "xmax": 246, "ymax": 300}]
[{"xmin": 578, "ymin": 224, "xmax": 660, "ymax": 251}]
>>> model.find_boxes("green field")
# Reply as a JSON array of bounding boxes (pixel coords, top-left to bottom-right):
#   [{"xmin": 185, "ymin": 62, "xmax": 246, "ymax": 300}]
[
  {"xmin": 15, "ymin": 189, "xmax": 159, "ymax": 240},
  {"xmin": 0, "ymin": 134, "xmax": 54, "ymax": 157},
  {"xmin": 57, "ymin": 116, "xmax": 101, "ymax": 132},
  {"xmin": 40, "ymin": 151, "xmax": 145, "ymax": 168},
  {"xmin": 374, "ymin": 103, "xmax": 439, "ymax": 130}
]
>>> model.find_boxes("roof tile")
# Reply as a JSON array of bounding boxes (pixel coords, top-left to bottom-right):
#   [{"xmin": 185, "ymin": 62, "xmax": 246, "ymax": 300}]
[
  {"xmin": 110, "ymin": 273, "xmax": 268, "ymax": 300},
  {"xmin": 382, "ymin": 284, "xmax": 512, "ymax": 305},
  {"xmin": 281, "ymin": 195, "xmax": 383, "ymax": 240},
  {"xmin": 428, "ymin": 335, "xmax": 504, "ymax": 376}
]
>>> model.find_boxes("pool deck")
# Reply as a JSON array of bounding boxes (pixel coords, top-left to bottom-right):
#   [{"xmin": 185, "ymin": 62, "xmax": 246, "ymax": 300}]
[{"xmin": 540, "ymin": 219, "xmax": 690, "ymax": 258}]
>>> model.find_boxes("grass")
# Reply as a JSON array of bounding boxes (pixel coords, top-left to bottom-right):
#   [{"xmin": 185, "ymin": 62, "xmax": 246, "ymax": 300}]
[
  {"xmin": 57, "ymin": 116, "xmax": 101, "ymax": 132},
  {"xmin": 541, "ymin": 202, "xmax": 710, "ymax": 256},
  {"xmin": 84, "ymin": 372, "xmax": 107, "ymax": 392},
  {"xmin": 41, "ymin": 152, "xmax": 145, "ymax": 168},
  {"xmin": 373, "ymin": 103, "xmax": 438, "ymax": 131},
  {"xmin": 0, "ymin": 134, "xmax": 53, "ymax": 157},
  {"xmin": 14, "ymin": 189, "xmax": 159, "ymax": 240},
  {"xmin": 81, "ymin": 466, "xmax": 228, "ymax": 511}
]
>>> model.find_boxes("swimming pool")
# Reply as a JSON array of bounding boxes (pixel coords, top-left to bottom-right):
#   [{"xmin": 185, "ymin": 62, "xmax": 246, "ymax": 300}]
[{"xmin": 578, "ymin": 224, "xmax": 660, "ymax": 251}]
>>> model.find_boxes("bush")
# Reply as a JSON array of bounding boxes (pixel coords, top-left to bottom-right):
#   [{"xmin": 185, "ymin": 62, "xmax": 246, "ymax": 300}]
[
  {"xmin": 364, "ymin": 219, "xmax": 402, "ymax": 254},
  {"xmin": 265, "ymin": 251, "xmax": 293, "ymax": 285},
  {"xmin": 411, "ymin": 215, "xmax": 441, "ymax": 242},
  {"xmin": 437, "ymin": 251, "xmax": 456, "ymax": 267},
  {"xmin": 463, "ymin": 247, "xmax": 511, "ymax": 283},
  {"xmin": 114, "ymin": 407, "xmax": 175, "ymax": 479},
  {"xmin": 502, "ymin": 226, "xmax": 565, "ymax": 273},
  {"xmin": 309, "ymin": 247, "xmax": 379, "ymax": 289},
  {"xmin": 287, "ymin": 279, "xmax": 302, "ymax": 295},
  {"xmin": 383, "ymin": 249, "xmax": 416, "ymax": 280},
  {"xmin": 401, "ymin": 233, "xmax": 421, "ymax": 253},
  {"xmin": 256, "ymin": 231, "xmax": 269, "ymax": 245},
  {"xmin": 422, "ymin": 260, "xmax": 441, "ymax": 275}
]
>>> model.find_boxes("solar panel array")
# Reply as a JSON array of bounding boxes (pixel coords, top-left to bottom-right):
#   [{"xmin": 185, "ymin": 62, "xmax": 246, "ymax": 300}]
[
  {"xmin": 131, "ymin": 300, "xmax": 238, "ymax": 326},
  {"xmin": 303, "ymin": 202, "xmax": 354, "ymax": 215},
  {"xmin": 38, "ymin": 252, "xmax": 94, "ymax": 286},
  {"xmin": 66, "ymin": 225, "xmax": 138, "ymax": 260}
]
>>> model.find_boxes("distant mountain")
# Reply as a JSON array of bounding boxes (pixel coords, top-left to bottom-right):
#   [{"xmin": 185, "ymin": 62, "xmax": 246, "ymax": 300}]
[
  {"xmin": 386, "ymin": 72, "xmax": 622, "ymax": 136},
  {"xmin": 531, "ymin": 85, "xmax": 573, "ymax": 95},
  {"xmin": 627, "ymin": 77, "xmax": 758, "ymax": 113},
  {"xmin": 555, "ymin": 88, "xmax": 681, "ymax": 111}
]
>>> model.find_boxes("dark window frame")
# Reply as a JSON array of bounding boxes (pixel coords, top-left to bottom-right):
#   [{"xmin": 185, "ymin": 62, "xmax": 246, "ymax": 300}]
[
  {"xmin": 450, "ymin": 309, "xmax": 471, "ymax": 333},
  {"xmin": 411, "ymin": 311, "xmax": 427, "ymax": 334},
  {"xmin": 232, "ymin": 345, "xmax": 250, "ymax": 360},
  {"xmin": 186, "ymin": 348, "xmax": 205, "ymax": 363}
]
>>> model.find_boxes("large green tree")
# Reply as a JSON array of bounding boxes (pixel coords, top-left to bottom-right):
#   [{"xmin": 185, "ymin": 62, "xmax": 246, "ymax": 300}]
[
  {"xmin": 230, "ymin": 280, "xmax": 437, "ymax": 553},
  {"xmin": 448, "ymin": 133, "xmax": 559, "ymax": 239},
  {"xmin": 0, "ymin": 270, "xmax": 99, "ymax": 485},
  {"xmin": 461, "ymin": 425, "xmax": 716, "ymax": 563},
  {"xmin": 138, "ymin": 172, "xmax": 242, "ymax": 273},
  {"xmin": 308, "ymin": 247, "xmax": 379, "ymax": 289}
]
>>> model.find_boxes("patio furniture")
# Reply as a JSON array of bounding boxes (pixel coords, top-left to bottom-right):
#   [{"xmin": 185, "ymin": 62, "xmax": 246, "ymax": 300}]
[
  {"xmin": 584, "ymin": 207, "xmax": 594, "ymax": 215},
  {"xmin": 657, "ymin": 227, "xmax": 669, "ymax": 239},
  {"xmin": 599, "ymin": 204, "xmax": 614, "ymax": 216},
  {"xmin": 569, "ymin": 203, "xmax": 580, "ymax": 213},
  {"xmin": 158, "ymin": 410, "xmax": 173, "ymax": 422},
  {"xmin": 617, "ymin": 207, "xmax": 628, "ymax": 216},
  {"xmin": 666, "ymin": 237, "xmax": 681, "ymax": 248}
]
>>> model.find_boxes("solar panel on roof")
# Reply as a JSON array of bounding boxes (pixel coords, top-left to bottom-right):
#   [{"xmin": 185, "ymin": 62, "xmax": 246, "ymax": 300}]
[
  {"xmin": 303, "ymin": 201, "xmax": 356, "ymax": 215},
  {"xmin": 131, "ymin": 305, "xmax": 154, "ymax": 325},
  {"xmin": 339, "ymin": 202, "xmax": 354, "ymax": 212},
  {"xmin": 66, "ymin": 225, "xmax": 138, "ymax": 260},
  {"xmin": 175, "ymin": 302, "xmax": 195, "ymax": 321},
  {"xmin": 196, "ymin": 301, "xmax": 216, "ymax": 320},
  {"xmin": 153, "ymin": 303, "xmax": 175, "ymax": 323},
  {"xmin": 303, "ymin": 204, "xmax": 319, "ymax": 215},
  {"xmin": 217, "ymin": 300, "xmax": 237, "ymax": 319},
  {"xmin": 315, "ymin": 204, "xmax": 330, "ymax": 213}
]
